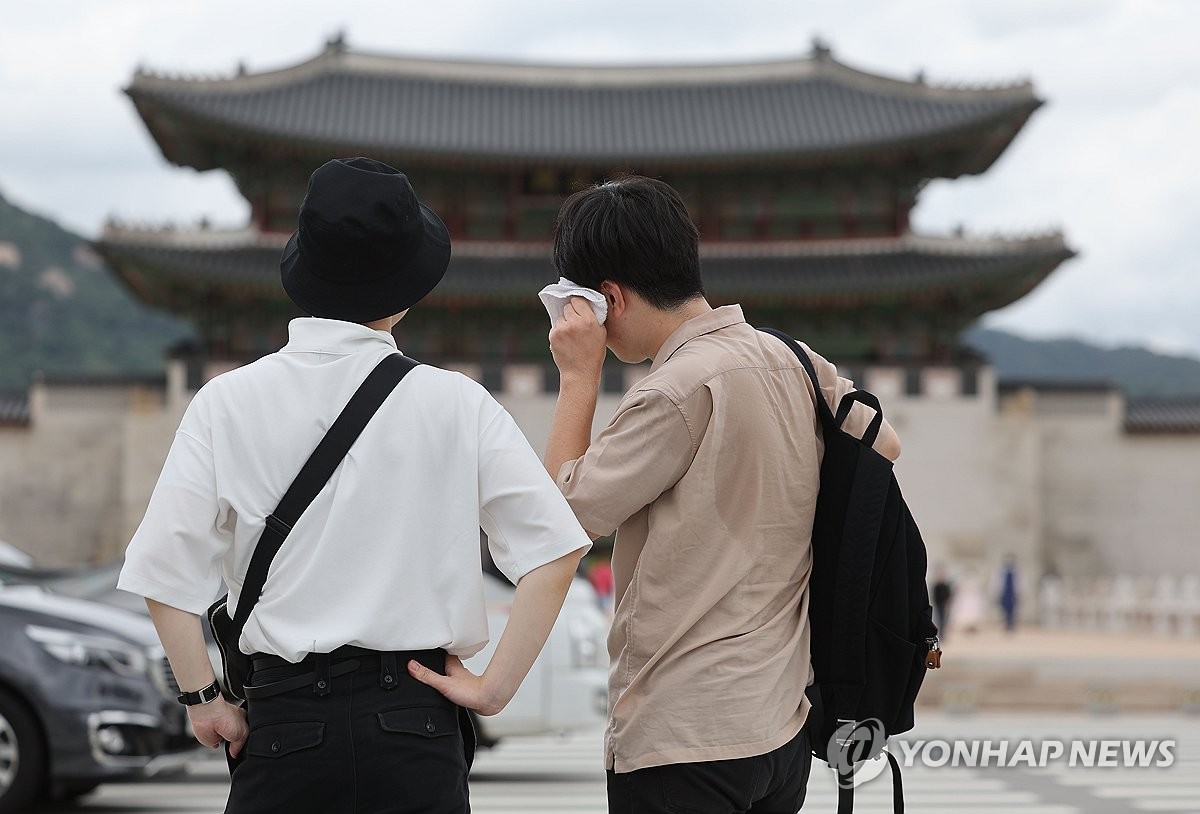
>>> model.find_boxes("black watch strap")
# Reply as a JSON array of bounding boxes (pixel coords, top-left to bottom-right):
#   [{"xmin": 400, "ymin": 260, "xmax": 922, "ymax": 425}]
[{"xmin": 177, "ymin": 680, "xmax": 221, "ymax": 706}]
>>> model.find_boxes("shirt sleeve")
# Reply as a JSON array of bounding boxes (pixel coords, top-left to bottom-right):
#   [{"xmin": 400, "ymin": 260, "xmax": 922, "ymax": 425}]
[
  {"xmin": 555, "ymin": 386, "xmax": 696, "ymax": 537},
  {"xmin": 118, "ymin": 414, "xmax": 231, "ymax": 614},
  {"xmin": 477, "ymin": 406, "xmax": 592, "ymax": 585},
  {"xmin": 803, "ymin": 342, "xmax": 882, "ymax": 444}
]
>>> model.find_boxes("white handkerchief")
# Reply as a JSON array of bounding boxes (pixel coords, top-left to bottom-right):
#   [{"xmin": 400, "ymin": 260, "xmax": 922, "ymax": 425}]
[{"xmin": 538, "ymin": 278, "xmax": 608, "ymax": 326}]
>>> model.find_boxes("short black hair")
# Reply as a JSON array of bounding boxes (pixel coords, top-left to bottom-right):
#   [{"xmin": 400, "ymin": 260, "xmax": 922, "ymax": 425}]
[{"xmin": 552, "ymin": 175, "xmax": 704, "ymax": 310}]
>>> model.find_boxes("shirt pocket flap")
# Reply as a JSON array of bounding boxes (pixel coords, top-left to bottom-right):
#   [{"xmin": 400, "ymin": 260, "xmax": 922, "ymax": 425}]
[
  {"xmin": 247, "ymin": 721, "xmax": 325, "ymax": 758},
  {"xmin": 378, "ymin": 706, "xmax": 457, "ymax": 738}
]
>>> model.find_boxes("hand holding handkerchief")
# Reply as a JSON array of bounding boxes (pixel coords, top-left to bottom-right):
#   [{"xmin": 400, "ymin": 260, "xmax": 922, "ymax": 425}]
[{"xmin": 538, "ymin": 278, "xmax": 608, "ymax": 326}]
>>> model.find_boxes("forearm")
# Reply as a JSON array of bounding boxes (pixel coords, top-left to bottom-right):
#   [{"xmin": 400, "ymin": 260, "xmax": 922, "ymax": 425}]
[
  {"xmin": 146, "ymin": 598, "xmax": 249, "ymax": 753},
  {"xmin": 146, "ymin": 598, "xmax": 217, "ymax": 692},
  {"xmin": 478, "ymin": 545, "xmax": 587, "ymax": 713},
  {"xmin": 544, "ymin": 375, "xmax": 600, "ymax": 480}
]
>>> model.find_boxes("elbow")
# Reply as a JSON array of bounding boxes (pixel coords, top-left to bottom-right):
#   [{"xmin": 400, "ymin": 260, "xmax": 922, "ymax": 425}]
[{"xmin": 877, "ymin": 430, "xmax": 902, "ymax": 462}]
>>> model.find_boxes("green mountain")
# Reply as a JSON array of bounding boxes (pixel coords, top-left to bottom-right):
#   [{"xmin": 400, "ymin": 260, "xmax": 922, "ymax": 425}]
[
  {"xmin": 963, "ymin": 327, "xmax": 1200, "ymax": 398},
  {"xmin": 0, "ymin": 189, "xmax": 192, "ymax": 392}
]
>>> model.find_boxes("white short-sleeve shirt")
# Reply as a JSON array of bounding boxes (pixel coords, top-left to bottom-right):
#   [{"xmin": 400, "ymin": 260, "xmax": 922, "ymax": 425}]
[{"xmin": 119, "ymin": 318, "xmax": 590, "ymax": 662}]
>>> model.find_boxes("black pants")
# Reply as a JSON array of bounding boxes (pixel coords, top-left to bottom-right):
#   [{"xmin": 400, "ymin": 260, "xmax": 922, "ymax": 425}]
[
  {"xmin": 225, "ymin": 648, "xmax": 474, "ymax": 814},
  {"xmin": 607, "ymin": 727, "xmax": 811, "ymax": 814}
]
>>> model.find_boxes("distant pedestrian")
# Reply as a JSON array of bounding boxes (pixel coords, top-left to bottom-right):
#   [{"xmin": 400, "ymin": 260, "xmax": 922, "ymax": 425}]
[
  {"xmin": 1000, "ymin": 556, "xmax": 1020, "ymax": 632},
  {"xmin": 953, "ymin": 567, "xmax": 986, "ymax": 634},
  {"xmin": 586, "ymin": 558, "xmax": 615, "ymax": 613},
  {"xmin": 932, "ymin": 566, "xmax": 954, "ymax": 640}
]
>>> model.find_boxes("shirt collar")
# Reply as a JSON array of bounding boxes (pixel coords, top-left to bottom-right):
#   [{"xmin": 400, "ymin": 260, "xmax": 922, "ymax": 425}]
[
  {"xmin": 650, "ymin": 304, "xmax": 746, "ymax": 372},
  {"xmin": 281, "ymin": 318, "xmax": 399, "ymax": 355}
]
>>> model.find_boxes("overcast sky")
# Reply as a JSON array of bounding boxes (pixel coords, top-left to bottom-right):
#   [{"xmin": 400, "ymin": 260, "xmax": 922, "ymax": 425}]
[{"xmin": 1, "ymin": 1, "xmax": 1197, "ymax": 356}]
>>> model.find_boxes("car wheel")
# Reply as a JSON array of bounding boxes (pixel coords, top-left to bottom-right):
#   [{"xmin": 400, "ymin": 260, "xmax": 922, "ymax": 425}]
[{"xmin": 0, "ymin": 687, "xmax": 46, "ymax": 814}]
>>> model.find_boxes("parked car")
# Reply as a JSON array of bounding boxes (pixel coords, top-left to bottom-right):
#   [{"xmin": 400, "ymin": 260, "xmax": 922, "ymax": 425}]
[
  {"xmin": 0, "ymin": 583, "xmax": 197, "ymax": 813},
  {"xmin": 465, "ymin": 573, "xmax": 609, "ymax": 746}
]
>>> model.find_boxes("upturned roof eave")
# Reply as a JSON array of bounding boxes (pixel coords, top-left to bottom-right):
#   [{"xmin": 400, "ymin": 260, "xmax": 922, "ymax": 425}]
[
  {"xmin": 124, "ymin": 44, "xmax": 1041, "ymax": 175},
  {"xmin": 94, "ymin": 228, "xmax": 1077, "ymax": 315},
  {"xmin": 96, "ymin": 226, "xmax": 1074, "ymax": 259},
  {"xmin": 127, "ymin": 87, "xmax": 1042, "ymax": 176},
  {"xmin": 127, "ymin": 45, "xmax": 1037, "ymax": 100}
]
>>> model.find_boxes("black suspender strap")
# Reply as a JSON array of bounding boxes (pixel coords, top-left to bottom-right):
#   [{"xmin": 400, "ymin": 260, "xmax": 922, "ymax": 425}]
[{"xmin": 229, "ymin": 354, "xmax": 418, "ymax": 635}]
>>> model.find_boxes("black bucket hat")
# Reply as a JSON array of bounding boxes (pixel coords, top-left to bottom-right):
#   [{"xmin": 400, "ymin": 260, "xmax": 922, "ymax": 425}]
[{"xmin": 280, "ymin": 157, "xmax": 451, "ymax": 323}]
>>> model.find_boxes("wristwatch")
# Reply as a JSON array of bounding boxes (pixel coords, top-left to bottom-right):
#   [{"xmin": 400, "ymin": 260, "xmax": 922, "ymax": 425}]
[
  {"xmin": 176, "ymin": 679, "xmax": 221, "ymax": 706},
  {"xmin": 925, "ymin": 636, "xmax": 941, "ymax": 653}
]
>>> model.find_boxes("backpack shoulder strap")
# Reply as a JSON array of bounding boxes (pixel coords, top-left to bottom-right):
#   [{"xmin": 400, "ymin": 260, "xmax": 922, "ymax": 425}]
[
  {"xmin": 759, "ymin": 327, "xmax": 837, "ymax": 431},
  {"xmin": 230, "ymin": 353, "xmax": 419, "ymax": 632}
]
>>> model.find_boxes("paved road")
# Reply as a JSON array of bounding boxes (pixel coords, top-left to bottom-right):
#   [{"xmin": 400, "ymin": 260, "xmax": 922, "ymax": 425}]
[{"xmin": 34, "ymin": 714, "xmax": 1200, "ymax": 813}]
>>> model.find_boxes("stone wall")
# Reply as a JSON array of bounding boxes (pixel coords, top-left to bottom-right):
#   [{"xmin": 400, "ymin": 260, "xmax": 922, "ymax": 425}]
[{"xmin": 1, "ymin": 360, "xmax": 1197, "ymax": 599}]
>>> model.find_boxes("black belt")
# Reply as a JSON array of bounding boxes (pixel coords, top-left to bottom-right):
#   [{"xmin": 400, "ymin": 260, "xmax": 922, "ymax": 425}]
[{"xmin": 244, "ymin": 647, "xmax": 444, "ymax": 700}]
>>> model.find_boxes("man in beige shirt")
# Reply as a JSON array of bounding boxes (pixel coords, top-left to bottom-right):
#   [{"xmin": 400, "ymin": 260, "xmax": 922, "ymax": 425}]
[{"xmin": 545, "ymin": 176, "xmax": 900, "ymax": 813}]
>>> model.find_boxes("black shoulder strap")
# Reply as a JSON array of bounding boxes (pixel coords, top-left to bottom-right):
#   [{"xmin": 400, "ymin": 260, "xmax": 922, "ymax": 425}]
[
  {"xmin": 836, "ymin": 747, "xmax": 905, "ymax": 814},
  {"xmin": 230, "ymin": 354, "xmax": 418, "ymax": 633},
  {"xmin": 759, "ymin": 327, "xmax": 837, "ymax": 431},
  {"xmin": 762, "ymin": 327, "xmax": 887, "ymax": 446}
]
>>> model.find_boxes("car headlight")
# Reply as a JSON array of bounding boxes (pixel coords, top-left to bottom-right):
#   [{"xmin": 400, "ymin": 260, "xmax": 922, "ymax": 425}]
[{"xmin": 25, "ymin": 625, "xmax": 148, "ymax": 678}]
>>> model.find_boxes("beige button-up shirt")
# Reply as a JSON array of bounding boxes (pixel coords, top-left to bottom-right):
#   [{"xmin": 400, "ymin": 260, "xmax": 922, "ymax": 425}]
[{"xmin": 558, "ymin": 305, "xmax": 873, "ymax": 772}]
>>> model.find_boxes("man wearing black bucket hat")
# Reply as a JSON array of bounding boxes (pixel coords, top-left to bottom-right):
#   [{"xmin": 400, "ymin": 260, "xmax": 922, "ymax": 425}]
[{"xmin": 119, "ymin": 158, "xmax": 590, "ymax": 813}]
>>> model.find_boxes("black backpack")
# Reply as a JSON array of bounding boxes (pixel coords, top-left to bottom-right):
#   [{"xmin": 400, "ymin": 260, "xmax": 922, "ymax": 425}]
[{"xmin": 762, "ymin": 328, "xmax": 937, "ymax": 814}]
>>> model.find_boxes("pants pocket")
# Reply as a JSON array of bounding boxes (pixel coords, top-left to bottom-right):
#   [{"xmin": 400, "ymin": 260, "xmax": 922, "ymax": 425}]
[
  {"xmin": 375, "ymin": 706, "xmax": 469, "ymax": 808},
  {"xmin": 378, "ymin": 706, "xmax": 459, "ymax": 738},
  {"xmin": 245, "ymin": 721, "xmax": 326, "ymax": 759}
]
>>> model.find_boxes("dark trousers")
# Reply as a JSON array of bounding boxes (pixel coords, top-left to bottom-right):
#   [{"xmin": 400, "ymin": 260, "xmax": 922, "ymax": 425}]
[
  {"xmin": 607, "ymin": 727, "xmax": 811, "ymax": 814},
  {"xmin": 225, "ymin": 648, "xmax": 474, "ymax": 814}
]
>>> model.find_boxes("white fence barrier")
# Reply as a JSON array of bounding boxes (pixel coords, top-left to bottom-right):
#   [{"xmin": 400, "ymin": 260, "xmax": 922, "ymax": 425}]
[{"xmin": 1040, "ymin": 574, "xmax": 1200, "ymax": 636}]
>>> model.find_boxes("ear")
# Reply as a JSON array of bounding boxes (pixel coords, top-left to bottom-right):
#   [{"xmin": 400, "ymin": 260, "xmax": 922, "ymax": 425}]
[{"xmin": 600, "ymin": 281, "xmax": 627, "ymax": 319}]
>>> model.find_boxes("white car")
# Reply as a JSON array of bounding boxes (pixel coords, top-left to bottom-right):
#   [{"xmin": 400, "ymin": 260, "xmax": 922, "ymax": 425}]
[{"xmin": 464, "ymin": 573, "xmax": 609, "ymax": 746}]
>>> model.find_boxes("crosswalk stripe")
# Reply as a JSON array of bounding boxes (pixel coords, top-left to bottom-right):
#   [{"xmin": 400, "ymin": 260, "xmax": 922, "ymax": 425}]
[
  {"xmin": 1097, "ymin": 786, "xmax": 1200, "ymax": 797},
  {"xmin": 1053, "ymin": 772, "xmax": 1200, "ymax": 785},
  {"xmin": 1133, "ymin": 802, "xmax": 1200, "ymax": 811}
]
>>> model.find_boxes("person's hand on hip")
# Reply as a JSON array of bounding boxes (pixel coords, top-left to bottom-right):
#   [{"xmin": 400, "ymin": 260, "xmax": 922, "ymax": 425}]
[{"xmin": 408, "ymin": 656, "xmax": 505, "ymax": 716}]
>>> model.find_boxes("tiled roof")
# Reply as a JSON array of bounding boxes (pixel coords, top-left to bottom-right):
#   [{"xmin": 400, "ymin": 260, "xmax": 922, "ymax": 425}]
[
  {"xmin": 0, "ymin": 394, "xmax": 30, "ymax": 427},
  {"xmin": 96, "ymin": 228, "xmax": 1073, "ymax": 310},
  {"xmin": 127, "ymin": 44, "xmax": 1040, "ymax": 170},
  {"xmin": 1125, "ymin": 398, "xmax": 1200, "ymax": 433}
]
